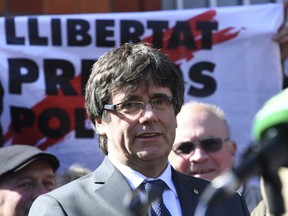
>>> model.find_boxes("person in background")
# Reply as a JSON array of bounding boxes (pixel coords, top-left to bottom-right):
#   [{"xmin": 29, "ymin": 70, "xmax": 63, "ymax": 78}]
[
  {"xmin": 29, "ymin": 42, "xmax": 249, "ymax": 216},
  {"xmin": 274, "ymin": 21, "xmax": 288, "ymax": 88},
  {"xmin": 251, "ymin": 168, "xmax": 288, "ymax": 216},
  {"xmin": 0, "ymin": 81, "xmax": 3, "ymax": 147},
  {"xmin": 57, "ymin": 163, "xmax": 91, "ymax": 186},
  {"xmin": 169, "ymin": 101, "xmax": 262, "ymax": 212},
  {"xmin": 0, "ymin": 144, "xmax": 59, "ymax": 216},
  {"xmin": 251, "ymin": 87, "xmax": 288, "ymax": 216}
]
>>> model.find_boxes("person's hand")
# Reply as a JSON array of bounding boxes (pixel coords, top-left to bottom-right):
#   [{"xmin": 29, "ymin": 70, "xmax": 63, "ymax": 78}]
[{"xmin": 273, "ymin": 24, "xmax": 288, "ymax": 63}]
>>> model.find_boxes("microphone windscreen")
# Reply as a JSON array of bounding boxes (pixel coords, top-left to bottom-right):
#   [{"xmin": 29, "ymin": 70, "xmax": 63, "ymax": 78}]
[{"xmin": 253, "ymin": 88, "xmax": 288, "ymax": 143}]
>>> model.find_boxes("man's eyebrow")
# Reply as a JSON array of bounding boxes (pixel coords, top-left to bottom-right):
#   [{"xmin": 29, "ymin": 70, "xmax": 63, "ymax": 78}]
[
  {"xmin": 45, "ymin": 174, "xmax": 56, "ymax": 180},
  {"xmin": 11, "ymin": 175, "xmax": 34, "ymax": 183},
  {"xmin": 119, "ymin": 93, "xmax": 171, "ymax": 102},
  {"xmin": 173, "ymin": 142, "xmax": 188, "ymax": 148},
  {"xmin": 15, "ymin": 172, "xmax": 55, "ymax": 180},
  {"xmin": 118, "ymin": 95, "xmax": 142, "ymax": 102},
  {"xmin": 151, "ymin": 93, "xmax": 171, "ymax": 98},
  {"xmin": 175, "ymin": 141, "xmax": 193, "ymax": 146}
]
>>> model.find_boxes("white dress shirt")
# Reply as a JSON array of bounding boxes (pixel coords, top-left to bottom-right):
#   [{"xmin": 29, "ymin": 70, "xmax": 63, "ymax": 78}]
[{"xmin": 108, "ymin": 156, "xmax": 182, "ymax": 216}]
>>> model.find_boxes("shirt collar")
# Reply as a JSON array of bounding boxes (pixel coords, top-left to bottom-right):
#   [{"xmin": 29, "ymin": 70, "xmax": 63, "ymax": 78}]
[{"xmin": 108, "ymin": 157, "xmax": 178, "ymax": 197}]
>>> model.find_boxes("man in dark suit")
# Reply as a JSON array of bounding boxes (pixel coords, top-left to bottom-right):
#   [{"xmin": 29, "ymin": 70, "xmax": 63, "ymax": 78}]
[
  {"xmin": 169, "ymin": 101, "xmax": 262, "ymax": 213},
  {"xmin": 29, "ymin": 42, "xmax": 249, "ymax": 216}
]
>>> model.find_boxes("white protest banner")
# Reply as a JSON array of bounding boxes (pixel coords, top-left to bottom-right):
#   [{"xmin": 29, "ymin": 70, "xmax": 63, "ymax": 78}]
[{"xmin": 0, "ymin": 3, "xmax": 284, "ymax": 172}]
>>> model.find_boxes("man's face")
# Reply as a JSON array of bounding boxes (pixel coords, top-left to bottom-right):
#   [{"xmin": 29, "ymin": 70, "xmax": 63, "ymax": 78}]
[
  {"xmin": 96, "ymin": 84, "xmax": 177, "ymax": 171},
  {"xmin": 169, "ymin": 106, "xmax": 236, "ymax": 180},
  {"xmin": 0, "ymin": 160, "xmax": 56, "ymax": 216}
]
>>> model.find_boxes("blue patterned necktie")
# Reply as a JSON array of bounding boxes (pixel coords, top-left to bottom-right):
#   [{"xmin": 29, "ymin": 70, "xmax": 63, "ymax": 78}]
[{"xmin": 139, "ymin": 179, "xmax": 172, "ymax": 216}]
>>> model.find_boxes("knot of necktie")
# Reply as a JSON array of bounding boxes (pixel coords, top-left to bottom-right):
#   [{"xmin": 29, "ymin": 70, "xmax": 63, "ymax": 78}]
[
  {"xmin": 139, "ymin": 179, "xmax": 171, "ymax": 216},
  {"xmin": 141, "ymin": 179, "xmax": 167, "ymax": 194}
]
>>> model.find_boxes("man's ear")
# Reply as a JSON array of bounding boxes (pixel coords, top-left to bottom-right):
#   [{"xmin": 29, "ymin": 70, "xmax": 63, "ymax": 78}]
[
  {"xmin": 228, "ymin": 140, "xmax": 237, "ymax": 158},
  {"xmin": 95, "ymin": 118, "xmax": 106, "ymax": 135}
]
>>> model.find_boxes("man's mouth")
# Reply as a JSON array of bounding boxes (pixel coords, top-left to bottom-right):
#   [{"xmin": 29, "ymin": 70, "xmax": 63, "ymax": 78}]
[
  {"xmin": 137, "ymin": 132, "xmax": 161, "ymax": 138},
  {"xmin": 190, "ymin": 168, "xmax": 213, "ymax": 175}
]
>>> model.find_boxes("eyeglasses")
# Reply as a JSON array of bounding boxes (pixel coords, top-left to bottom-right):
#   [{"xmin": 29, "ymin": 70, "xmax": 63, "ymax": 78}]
[
  {"xmin": 103, "ymin": 96, "xmax": 177, "ymax": 115},
  {"xmin": 172, "ymin": 137, "xmax": 229, "ymax": 155}
]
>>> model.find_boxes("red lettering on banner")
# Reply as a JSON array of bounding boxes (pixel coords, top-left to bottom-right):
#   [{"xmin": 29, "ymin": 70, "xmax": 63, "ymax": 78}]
[
  {"xmin": 4, "ymin": 74, "xmax": 93, "ymax": 150},
  {"xmin": 3, "ymin": 10, "xmax": 243, "ymax": 149},
  {"xmin": 144, "ymin": 10, "xmax": 241, "ymax": 62}
]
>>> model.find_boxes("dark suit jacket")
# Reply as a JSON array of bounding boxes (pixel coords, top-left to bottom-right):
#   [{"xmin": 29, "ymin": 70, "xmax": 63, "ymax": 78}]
[{"xmin": 29, "ymin": 157, "xmax": 249, "ymax": 216}]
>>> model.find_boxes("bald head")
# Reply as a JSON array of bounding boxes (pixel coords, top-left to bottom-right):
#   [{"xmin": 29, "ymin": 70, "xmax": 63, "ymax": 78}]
[
  {"xmin": 169, "ymin": 101, "xmax": 236, "ymax": 180},
  {"xmin": 176, "ymin": 102, "xmax": 230, "ymax": 142}
]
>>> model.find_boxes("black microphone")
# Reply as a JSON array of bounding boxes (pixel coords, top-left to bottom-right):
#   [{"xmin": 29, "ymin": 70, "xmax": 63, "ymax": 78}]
[
  {"xmin": 123, "ymin": 185, "xmax": 161, "ymax": 216},
  {"xmin": 195, "ymin": 88, "xmax": 288, "ymax": 216}
]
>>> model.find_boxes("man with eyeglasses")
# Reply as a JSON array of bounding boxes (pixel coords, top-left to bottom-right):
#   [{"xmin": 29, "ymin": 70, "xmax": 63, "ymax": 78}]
[
  {"xmin": 169, "ymin": 101, "xmax": 262, "ymax": 212},
  {"xmin": 29, "ymin": 42, "xmax": 249, "ymax": 216}
]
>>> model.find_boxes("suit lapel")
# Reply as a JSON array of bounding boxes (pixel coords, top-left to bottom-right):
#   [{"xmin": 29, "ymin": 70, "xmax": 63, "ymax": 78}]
[
  {"xmin": 94, "ymin": 157, "xmax": 117, "ymax": 182},
  {"xmin": 93, "ymin": 157, "xmax": 134, "ymax": 215}
]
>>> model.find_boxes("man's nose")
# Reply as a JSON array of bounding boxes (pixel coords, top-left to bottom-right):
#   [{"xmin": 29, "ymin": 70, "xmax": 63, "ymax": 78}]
[
  {"xmin": 188, "ymin": 146, "xmax": 208, "ymax": 162},
  {"xmin": 138, "ymin": 103, "xmax": 158, "ymax": 123}
]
